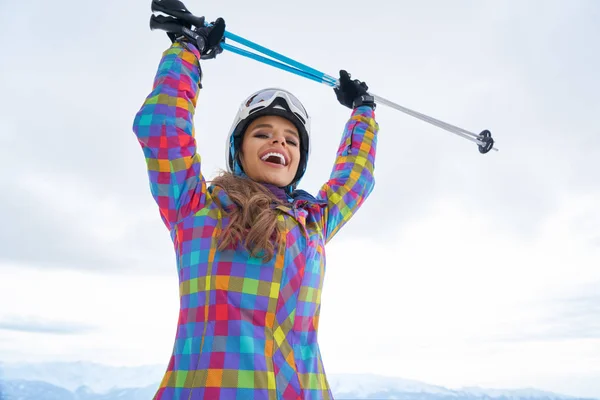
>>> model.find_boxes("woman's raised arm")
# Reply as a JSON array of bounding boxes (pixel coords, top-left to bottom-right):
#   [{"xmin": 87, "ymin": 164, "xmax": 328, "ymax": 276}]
[
  {"xmin": 132, "ymin": 42, "xmax": 207, "ymax": 230},
  {"xmin": 316, "ymin": 70, "xmax": 379, "ymax": 242}
]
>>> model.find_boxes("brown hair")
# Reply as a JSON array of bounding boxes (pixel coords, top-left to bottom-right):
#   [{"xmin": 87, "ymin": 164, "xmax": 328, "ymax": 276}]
[{"xmin": 210, "ymin": 171, "xmax": 285, "ymax": 262}]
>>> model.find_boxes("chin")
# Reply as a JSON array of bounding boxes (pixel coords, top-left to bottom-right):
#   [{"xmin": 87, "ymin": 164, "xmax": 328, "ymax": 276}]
[
  {"xmin": 262, "ymin": 174, "xmax": 293, "ymax": 188},
  {"xmin": 267, "ymin": 179, "xmax": 291, "ymax": 188},
  {"xmin": 248, "ymin": 167, "xmax": 295, "ymax": 188}
]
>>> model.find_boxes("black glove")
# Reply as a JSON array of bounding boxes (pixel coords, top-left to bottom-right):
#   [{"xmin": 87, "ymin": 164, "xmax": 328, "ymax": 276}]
[
  {"xmin": 170, "ymin": 17, "xmax": 226, "ymax": 60},
  {"xmin": 334, "ymin": 70, "xmax": 376, "ymax": 109},
  {"xmin": 151, "ymin": 0, "xmax": 226, "ymax": 59}
]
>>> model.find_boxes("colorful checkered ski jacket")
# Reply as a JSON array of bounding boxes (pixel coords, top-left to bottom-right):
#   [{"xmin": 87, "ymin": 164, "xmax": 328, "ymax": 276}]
[{"xmin": 132, "ymin": 43, "xmax": 378, "ymax": 400}]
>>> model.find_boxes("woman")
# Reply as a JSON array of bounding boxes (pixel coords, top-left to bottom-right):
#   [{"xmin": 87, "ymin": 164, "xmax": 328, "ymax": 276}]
[{"xmin": 132, "ymin": 17, "xmax": 379, "ymax": 400}]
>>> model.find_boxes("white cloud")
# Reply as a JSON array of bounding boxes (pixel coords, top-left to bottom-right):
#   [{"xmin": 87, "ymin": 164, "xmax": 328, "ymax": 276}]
[
  {"xmin": 317, "ymin": 192, "xmax": 600, "ymax": 393},
  {"xmin": 1, "ymin": 191, "xmax": 598, "ymax": 396},
  {"xmin": 0, "ymin": 166, "xmax": 175, "ymax": 272},
  {"xmin": 0, "ymin": 263, "xmax": 179, "ymax": 365}
]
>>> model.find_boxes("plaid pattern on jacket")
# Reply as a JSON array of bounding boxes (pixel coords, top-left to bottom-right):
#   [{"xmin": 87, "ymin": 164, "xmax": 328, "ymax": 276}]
[{"xmin": 132, "ymin": 42, "xmax": 379, "ymax": 400}]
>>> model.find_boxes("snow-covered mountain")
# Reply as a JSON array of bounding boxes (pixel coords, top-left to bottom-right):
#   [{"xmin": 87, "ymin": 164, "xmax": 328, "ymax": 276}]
[
  {"xmin": 0, "ymin": 362, "xmax": 596, "ymax": 400},
  {"xmin": 1, "ymin": 362, "xmax": 164, "ymax": 393},
  {"xmin": 328, "ymin": 373, "xmax": 457, "ymax": 398},
  {"xmin": 1, "ymin": 380, "xmax": 157, "ymax": 400}
]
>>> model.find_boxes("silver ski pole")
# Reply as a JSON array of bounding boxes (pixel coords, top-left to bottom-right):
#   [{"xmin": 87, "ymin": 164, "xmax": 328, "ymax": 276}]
[
  {"xmin": 369, "ymin": 92, "xmax": 498, "ymax": 153},
  {"xmin": 149, "ymin": 6, "xmax": 497, "ymax": 153}
]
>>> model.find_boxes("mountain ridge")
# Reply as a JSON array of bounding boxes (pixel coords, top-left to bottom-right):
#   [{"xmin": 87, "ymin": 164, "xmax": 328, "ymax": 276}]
[{"xmin": 0, "ymin": 362, "xmax": 597, "ymax": 400}]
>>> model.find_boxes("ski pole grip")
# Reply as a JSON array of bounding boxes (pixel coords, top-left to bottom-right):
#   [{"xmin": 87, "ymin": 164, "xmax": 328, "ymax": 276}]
[
  {"xmin": 149, "ymin": 15, "xmax": 185, "ymax": 34},
  {"xmin": 151, "ymin": 0, "xmax": 205, "ymax": 28}
]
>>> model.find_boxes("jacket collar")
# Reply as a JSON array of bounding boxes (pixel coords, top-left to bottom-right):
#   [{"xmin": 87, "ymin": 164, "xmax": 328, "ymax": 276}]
[{"xmin": 262, "ymin": 183, "xmax": 327, "ymax": 208}]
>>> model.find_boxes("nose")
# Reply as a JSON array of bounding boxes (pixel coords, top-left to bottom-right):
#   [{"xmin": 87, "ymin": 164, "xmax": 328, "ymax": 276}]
[{"xmin": 272, "ymin": 135, "xmax": 287, "ymax": 147}]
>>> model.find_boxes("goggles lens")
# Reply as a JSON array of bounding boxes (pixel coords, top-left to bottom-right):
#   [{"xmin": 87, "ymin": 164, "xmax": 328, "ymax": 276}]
[{"xmin": 244, "ymin": 89, "xmax": 308, "ymax": 120}]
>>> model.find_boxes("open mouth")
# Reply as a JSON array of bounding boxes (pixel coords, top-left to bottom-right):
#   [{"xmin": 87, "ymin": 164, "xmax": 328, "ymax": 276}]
[{"xmin": 260, "ymin": 152, "xmax": 287, "ymax": 167}]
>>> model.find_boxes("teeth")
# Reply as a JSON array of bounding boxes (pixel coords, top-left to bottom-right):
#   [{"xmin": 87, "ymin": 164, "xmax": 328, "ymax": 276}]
[{"xmin": 261, "ymin": 152, "xmax": 286, "ymax": 166}]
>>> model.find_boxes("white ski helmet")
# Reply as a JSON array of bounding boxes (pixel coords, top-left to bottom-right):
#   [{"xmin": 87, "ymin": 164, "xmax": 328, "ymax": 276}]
[{"xmin": 225, "ymin": 88, "xmax": 311, "ymax": 191}]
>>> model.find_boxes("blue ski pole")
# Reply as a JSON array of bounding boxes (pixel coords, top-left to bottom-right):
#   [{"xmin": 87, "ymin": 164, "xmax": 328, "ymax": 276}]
[
  {"xmin": 220, "ymin": 33, "xmax": 497, "ymax": 154},
  {"xmin": 149, "ymin": 2, "xmax": 497, "ymax": 153}
]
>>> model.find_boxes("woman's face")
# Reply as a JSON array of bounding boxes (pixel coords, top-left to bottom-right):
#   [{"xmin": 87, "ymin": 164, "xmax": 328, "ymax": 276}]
[{"xmin": 239, "ymin": 115, "xmax": 301, "ymax": 188}]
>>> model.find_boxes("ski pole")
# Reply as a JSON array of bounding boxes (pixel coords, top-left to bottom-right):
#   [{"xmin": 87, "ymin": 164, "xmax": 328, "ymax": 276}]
[
  {"xmin": 219, "ymin": 34, "xmax": 496, "ymax": 153},
  {"xmin": 149, "ymin": 1, "xmax": 497, "ymax": 153},
  {"xmin": 216, "ymin": 33, "xmax": 495, "ymax": 151},
  {"xmin": 222, "ymin": 31, "xmax": 338, "ymax": 86},
  {"xmin": 220, "ymin": 42, "xmax": 337, "ymax": 86}
]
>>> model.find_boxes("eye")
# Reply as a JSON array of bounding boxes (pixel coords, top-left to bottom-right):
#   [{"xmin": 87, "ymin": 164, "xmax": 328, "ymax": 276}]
[
  {"xmin": 254, "ymin": 132, "xmax": 269, "ymax": 139},
  {"xmin": 286, "ymin": 138, "xmax": 298, "ymax": 146}
]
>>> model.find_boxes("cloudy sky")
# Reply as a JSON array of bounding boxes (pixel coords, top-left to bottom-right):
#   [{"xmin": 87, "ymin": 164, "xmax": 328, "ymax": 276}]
[{"xmin": 1, "ymin": 0, "xmax": 599, "ymax": 398}]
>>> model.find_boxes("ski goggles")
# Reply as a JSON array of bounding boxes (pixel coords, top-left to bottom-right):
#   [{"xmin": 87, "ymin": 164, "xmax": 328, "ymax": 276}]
[{"xmin": 240, "ymin": 88, "xmax": 310, "ymax": 127}]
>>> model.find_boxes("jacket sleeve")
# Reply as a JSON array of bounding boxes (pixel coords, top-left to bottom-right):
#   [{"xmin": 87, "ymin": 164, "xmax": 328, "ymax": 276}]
[
  {"xmin": 132, "ymin": 42, "xmax": 209, "ymax": 231},
  {"xmin": 316, "ymin": 106, "xmax": 379, "ymax": 243}
]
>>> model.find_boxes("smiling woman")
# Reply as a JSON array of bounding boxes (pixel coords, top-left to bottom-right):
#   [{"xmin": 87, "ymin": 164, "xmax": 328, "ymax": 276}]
[
  {"xmin": 131, "ymin": 12, "xmax": 378, "ymax": 400},
  {"xmin": 239, "ymin": 115, "xmax": 302, "ymax": 188}
]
